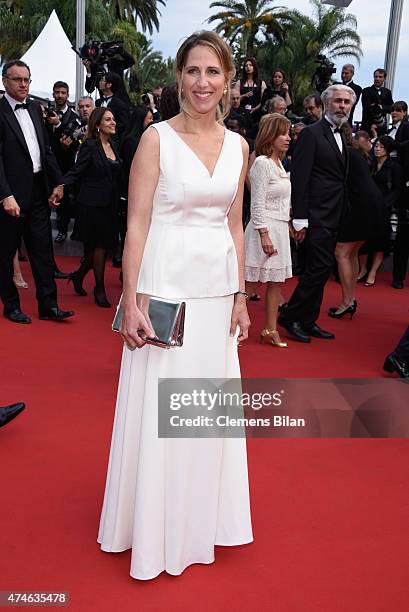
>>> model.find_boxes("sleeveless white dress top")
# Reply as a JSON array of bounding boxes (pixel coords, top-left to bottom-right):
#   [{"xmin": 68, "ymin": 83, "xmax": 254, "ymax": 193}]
[
  {"xmin": 97, "ymin": 121, "xmax": 253, "ymax": 580},
  {"xmin": 137, "ymin": 121, "xmax": 242, "ymax": 298}
]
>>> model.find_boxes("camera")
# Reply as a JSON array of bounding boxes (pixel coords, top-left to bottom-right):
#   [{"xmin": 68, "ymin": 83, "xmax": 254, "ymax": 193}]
[
  {"xmin": 77, "ymin": 40, "xmax": 124, "ymax": 68},
  {"xmin": 61, "ymin": 115, "xmax": 82, "ymax": 141},
  {"xmin": 312, "ymin": 54, "xmax": 336, "ymax": 93},
  {"xmin": 369, "ymin": 102, "xmax": 387, "ymax": 130},
  {"xmin": 46, "ymin": 100, "xmax": 57, "ymax": 118}
]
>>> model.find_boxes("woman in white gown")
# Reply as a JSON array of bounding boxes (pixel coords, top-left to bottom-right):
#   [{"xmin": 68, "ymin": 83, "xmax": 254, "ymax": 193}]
[
  {"xmin": 97, "ymin": 31, "xmax": 253, "ymax": 580},
  {"xmin": 244, "ymin": 113, "xmax": 293, "ymax": 348}
]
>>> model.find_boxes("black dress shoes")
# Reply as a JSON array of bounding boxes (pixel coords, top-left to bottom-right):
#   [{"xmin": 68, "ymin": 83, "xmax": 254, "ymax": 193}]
[
  {"xmin": 302, "ymin": 324, "xmax": 335, "ymax": 339},
  {"xmin": 391, "ymin": 281, "xmax": 404, "ymax": 289},
  {"xmin": 38, "ymin": 307, "xmax": 75, "ymax": 321},
  {"xmin": 54, "ymin": 232, "xmax": 67, "ymax": 244},
  {"xmin": 4, "ymin": 308, "xmax": 32, "ymax": 324},
  {"xmin": 383, "ymin": 354, "xmax": 409, "ymax": 379},
  {"xmin": 54, "ymin": 269, "xmax": 71, "ymax": 280},
  {"xmin": 277, "ymin": 318, "xmax": 311, "ymax": 343},
  {"xmin": 0, "ymin": 402, "xmax": 26, "ymax": 428}
]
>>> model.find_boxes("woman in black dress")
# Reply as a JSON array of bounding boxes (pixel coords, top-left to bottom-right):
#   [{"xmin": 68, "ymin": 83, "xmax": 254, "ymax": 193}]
[
  {"xmin": 329, "ymin": 125, "xmax": 383, "ymax": 318},
  {"xmin": 239, "ymin": 57, "xmax": 266, "ymax": 131},
  {"xmin": 361, "ymin": 136, "xmax": 402, "ymax": 287},
  {"xmin": 260, "ymin": 68, "xmax": 293, "ymax": 114},
  {"xmin": 63, "ymin": 107, "xmax": 122, "ymax": 307}
]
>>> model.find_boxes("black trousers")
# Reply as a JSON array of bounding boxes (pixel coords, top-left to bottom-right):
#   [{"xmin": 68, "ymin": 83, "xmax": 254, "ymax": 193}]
[
  {"xmin": 394, "ymin": 325, "xmax": 409, "ymax": 362},
  {"xmin": 392, "ymin": 222, "xmax": 409, "ymax": 282},
  {"xmin": 0, "ymin": 173, "xmax": 57, "ymax": 313},
  {"xmin": 280, "ymin": 226, "xmax": 338, "ymax": 327}
]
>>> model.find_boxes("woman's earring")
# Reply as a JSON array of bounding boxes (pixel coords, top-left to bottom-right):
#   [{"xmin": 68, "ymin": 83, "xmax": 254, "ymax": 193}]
[{"xmin": 223, "ymin": 86, "xmax": 228, "ymax": 95}]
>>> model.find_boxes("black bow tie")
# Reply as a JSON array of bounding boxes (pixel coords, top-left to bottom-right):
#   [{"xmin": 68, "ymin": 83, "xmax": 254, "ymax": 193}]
[
  {"xmin": 14, "ymin": 103, "xmax": 28, "ymax": 111},
  {"xmin": 333, "ymin": 127, "xmax": 341, "ymax": 134}
]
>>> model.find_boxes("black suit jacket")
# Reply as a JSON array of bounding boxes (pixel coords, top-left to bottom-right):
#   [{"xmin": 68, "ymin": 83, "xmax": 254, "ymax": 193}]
[
  {"xmin": 0, "ymin": 97, "xmax": 62, "ymax": 211},
  {"xmin": 62, "ymin": 139, "xmax": 121, "ymax": 208},
  {"xmin": 344, "ymin": 81, "xmax": 362, "ymax": 125},
  {"xmin": 394, "ymin": 118, "xmax": 409, "ymax": 145},
  {"xmin": 290, "ymin": 118, "xmax": 348, "ymax": 229},
  {"xmin": 361, "ymin": 85, "xmax": 393, "ymax": 133},
  {"xmin": 95, "ymin": 96, "xmax": 130, "ymax": 143}
]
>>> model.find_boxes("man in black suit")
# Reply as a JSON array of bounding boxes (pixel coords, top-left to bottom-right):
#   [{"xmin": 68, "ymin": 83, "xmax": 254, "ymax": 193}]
[
  {"xmin": 340, "ymin": 64, "xmax": 362, "ymax": 126},
  {"xmin": 278, "ymin": 85, "xmax": 355, "ymax": 343},
  {"xmin": 96, "ymin": 72, "xmax": 130, "ymax": 143},
  {"xmin": 361, "ymin": 68, "xmax": 393, "ymax": 135},
  {"xmin": 46, "ymin": 80, "xmax": 81, "ymax": 243},
  {"xmin": 391, "ymin": 106, "xmax": 409, "ymax": 289},
  {"xmin": 0, "ymin": 60, "xmax": 74, "ymax": 323},
  {"xmin": 388, "ymin": 101, "xmax": 409, "ymax": 146},
  {"xmin": 302, "ymin": 93, "xmax": 323, "ymax": 125}
]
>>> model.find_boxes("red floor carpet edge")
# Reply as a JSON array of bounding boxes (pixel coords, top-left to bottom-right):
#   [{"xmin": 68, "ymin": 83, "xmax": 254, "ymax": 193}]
[{"xmin": 1, "ymin": 256, "xmax": 408, "ymax": 612}]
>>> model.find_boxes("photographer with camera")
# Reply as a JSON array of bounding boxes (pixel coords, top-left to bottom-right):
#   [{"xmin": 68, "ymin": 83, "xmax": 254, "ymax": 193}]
[
  {"xmin": 361, "ymin": 69, "xmax": 393, "ymax": 136},
  {"xmin": 312, "ymin": 54, "xmax": 336, "ymax": 94},
  {"xmin": 96, "ymin": 72, "xmax": 131, "ymax": 143},
  {"xmin": 74, "ymin": 96, "xmax": 95, "ymax": 141},
  {"xmin": 82, "ymin": 41, "xmax": 134, "ymax": 96},
  {"xmin": 46, "ymin": 81, "xmax": 81, "ymax": 244}
]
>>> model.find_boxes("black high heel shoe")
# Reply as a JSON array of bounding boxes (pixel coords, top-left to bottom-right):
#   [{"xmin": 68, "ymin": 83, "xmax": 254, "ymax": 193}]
[
  {"xmin": 93, "ymin": 288, "xmax": 111, "ymax": 308},
  {"xmin": 328, "ymin": 300, "xmax": 357, "ymax": 319},
  {"xmin": 67, "ymin": 272, "xmax": 87, "ymax": 296}
]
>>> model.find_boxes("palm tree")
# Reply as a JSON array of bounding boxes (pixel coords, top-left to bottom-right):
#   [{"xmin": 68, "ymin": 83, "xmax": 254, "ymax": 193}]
[
  {"xmin": 0, "ymin": 0, "xmax": 113, "ymax": 60},
  {"xmin": 257, "ymin": 0, "xmax": 362, "ymax": 110},
  {"xmin": 207, "ymin": 0, "xmax": 293, "ymax": 57},
  {"xmin": 103, "ymin": 0, "xmax": 166, "ymax": 34}
]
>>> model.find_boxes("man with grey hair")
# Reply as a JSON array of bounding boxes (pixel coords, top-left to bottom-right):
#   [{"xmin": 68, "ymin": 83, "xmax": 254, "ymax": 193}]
[
  {"xmin": 340, "ymin": 64, "xmax": 362, "ymax": 125},
  {"xmin": 266, "ymin": 95, "xmax": 286, "ymax": 116},
  {"xmin": 278, "ymin": 84, "xmax": 355, "ymax": 343}
]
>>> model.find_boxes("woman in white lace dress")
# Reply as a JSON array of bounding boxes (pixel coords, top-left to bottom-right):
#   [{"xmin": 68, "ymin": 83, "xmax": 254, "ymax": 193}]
[{"xmin": 244, "ymin": 113, "xmax": 293, "ymax": 347}]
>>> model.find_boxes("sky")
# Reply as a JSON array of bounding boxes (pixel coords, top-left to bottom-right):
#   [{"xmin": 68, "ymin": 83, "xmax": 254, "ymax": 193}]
[{"xmin": 151, "ymin": 0, "xmax": 409, "ymax": 119}]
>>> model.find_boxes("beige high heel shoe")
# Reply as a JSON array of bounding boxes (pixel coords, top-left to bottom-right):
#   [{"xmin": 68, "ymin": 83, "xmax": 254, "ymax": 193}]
[
  {"xmin": 13, "ymin": 273, "xmax": 28, "ymax": 289},
  {"xmin": 260, "ymin": 329, "xmax": 288, "ymax": 348}
]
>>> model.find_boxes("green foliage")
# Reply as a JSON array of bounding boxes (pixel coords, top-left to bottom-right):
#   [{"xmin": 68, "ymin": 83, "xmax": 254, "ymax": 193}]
[
  {"xmin": 209, "ymin": 0, "xmax": 363, "ymax": 113},
  {"xmin": 0, "ymin": 0, "xmax": 174, "ymax": 98},
  {"xmin": 207, "ymin": 0, "xmax": 294, "ymax": 58},
  {"xmin": 103, "ymin": 0, "xmax": 166, "ymax": 35}
]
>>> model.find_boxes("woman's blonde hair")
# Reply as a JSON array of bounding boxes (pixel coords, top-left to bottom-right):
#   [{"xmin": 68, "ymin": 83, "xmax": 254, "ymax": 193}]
[
  {"xmin": 175, "ymin": 31, "xmax": 235, "ymax": 122},
  {"xmin": 255, "ymin": 113, "xmax": 291, "ymax": 159}
]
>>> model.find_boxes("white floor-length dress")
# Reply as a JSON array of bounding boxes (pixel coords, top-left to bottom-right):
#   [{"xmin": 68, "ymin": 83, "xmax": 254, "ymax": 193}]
[{"xmin": 97, "ymin": 121, "xmax": 253, "ymax": 580}]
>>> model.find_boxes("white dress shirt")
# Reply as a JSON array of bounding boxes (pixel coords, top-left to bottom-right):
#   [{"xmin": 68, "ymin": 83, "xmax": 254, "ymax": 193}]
[
  {"xmin": 100, "ymin": 95, "xmax": 113, "ymax": 108},
  {"xmin": 5, "ymin": 92, "xmax": 42, "ymax": 173}
]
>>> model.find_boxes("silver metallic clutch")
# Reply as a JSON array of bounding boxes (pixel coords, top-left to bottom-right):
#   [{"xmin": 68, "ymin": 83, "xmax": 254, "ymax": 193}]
[{"xmin": 112, "ymin": 294, "xmax": 186, "ymax": 349}]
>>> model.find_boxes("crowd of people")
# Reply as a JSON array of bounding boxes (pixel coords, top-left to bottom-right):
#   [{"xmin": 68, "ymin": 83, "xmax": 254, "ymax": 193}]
[
  {"xmin": 1, "ymin": 29, "xmax": 409, "ymax": 583},
  {"xmin": 0, "ymin": 48, "xmax": 407, "ymax": 366}
]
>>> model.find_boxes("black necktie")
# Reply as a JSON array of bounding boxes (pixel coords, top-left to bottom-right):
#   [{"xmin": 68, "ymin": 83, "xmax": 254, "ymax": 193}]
[{"xmin": 15, "ymin": 103, "xmax": 28, "ymax": 111}]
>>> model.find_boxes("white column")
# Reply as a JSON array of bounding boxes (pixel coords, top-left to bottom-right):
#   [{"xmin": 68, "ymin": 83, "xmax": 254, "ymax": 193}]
[
  {"xmin": 384, "ymin": 0, "xmax": 404, "ymax": 92},
  {"xmin": 75, "ymin": 0, "xmax": 86, "ymax": 105}
]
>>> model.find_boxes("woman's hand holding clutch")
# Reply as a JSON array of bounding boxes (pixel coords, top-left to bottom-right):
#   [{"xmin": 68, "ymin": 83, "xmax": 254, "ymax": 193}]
[
  {"xmin": 230, "ymin": 295, "xmax": 250, "ymax": 344},
  {"xmin": 120, "ymin": 304, "xmax": 156, "ymax": 350}
]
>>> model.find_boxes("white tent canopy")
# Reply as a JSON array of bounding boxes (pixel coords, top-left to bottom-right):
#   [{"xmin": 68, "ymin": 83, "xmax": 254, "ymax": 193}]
[{"xmin": 21, "ymin": 10, "xmax": 82, "ymax": 102}]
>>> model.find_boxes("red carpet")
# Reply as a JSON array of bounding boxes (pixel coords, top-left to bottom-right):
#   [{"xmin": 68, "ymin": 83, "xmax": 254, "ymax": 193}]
[{"xmin": 1, "ymin": 257, "xmax": 408, "ymax": 611}]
